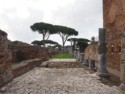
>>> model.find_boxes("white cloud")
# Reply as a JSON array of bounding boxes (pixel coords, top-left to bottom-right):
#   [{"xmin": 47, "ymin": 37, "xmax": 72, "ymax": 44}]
[
  {"xmin": 0, "ymin": 0, "xmax": 103, "ymax": 45},
  {"xmin": 16, "ymin": 7, "xmax": 30, "ymax": 19},
  {"xmin": 48, "ymin": 0, "xmax": 103, "ymax": 40}
]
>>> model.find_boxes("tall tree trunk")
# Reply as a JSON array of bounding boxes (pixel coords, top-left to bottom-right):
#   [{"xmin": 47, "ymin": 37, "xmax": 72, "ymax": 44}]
[
  {"xmin": 43, "ymin": 34, "xmax": 45, "ymax": 47},
  {"xmin": 71, "ymin": 41, "xmax": 73, "ymax": 54},
  {"xmin": 62, "ymin": 41, "xmax": 65, "ymax": 53}
]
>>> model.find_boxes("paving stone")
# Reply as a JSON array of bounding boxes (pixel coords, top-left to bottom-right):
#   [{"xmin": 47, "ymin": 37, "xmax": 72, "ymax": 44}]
[{"xmin": 0, "ymin": 67, "xmax": 124, "ymax": 94}]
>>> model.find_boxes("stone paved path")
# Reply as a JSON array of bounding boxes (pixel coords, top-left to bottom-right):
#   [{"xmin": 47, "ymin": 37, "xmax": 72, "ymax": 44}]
[{"xmin": 0, "ymin": 67, "xmax": 124, "ymax": 94}]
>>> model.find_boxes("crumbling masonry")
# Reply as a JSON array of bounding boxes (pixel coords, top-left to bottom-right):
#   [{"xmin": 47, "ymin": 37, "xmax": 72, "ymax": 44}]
[{"xmin": 0, "ymin": 30, "xmax": 13, "ymax": 87}]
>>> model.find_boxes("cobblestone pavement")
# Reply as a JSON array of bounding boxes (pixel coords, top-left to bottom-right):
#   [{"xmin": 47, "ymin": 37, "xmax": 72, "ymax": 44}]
[{"xmin": 0, "ymin": 68, "xmax": 124, "ymax": 94}]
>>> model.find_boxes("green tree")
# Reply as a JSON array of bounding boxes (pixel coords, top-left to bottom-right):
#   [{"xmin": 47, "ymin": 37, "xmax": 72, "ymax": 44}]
[
  {"xmin": 41, "ymin": 40, "xmax": 58, "ymax": 45},
  {"xmin": 68, "ymin": 38, "xmax": 90, "ymax": 52},
  {"xmin": 30, "ymin": 22, "xmax": 56, "ymax": 41},
  {"xmin": 31, "ymin": 40, "xmax": 60, "ymax": 48},
  {"xmin": 67, "ymin": 38, "xmax": 78, "ymax": 50},
  {"xmin": 54, "ymin": 25, "xmax": 78, "ymax": 52},
  {"xmin": 41, "ymin": 40, "xmax": 62, "ymax": 50},
  {"xmin": 31, "ymin": 40, "xmax": 44, "ymax": 46},
  {"xmin": 53, "ymin": 44, "xmax": 62, "ymax": 50},
  {"xmin": 77, "ymin": 41, "xmax": 89, "ymax": 52}
]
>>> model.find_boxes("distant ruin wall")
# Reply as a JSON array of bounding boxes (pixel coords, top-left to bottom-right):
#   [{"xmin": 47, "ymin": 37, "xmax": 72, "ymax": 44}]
[
  {"xmin": 9, "ymin": 45, "xmax": 49, "ymax": 63},
  {"xmin": 103, "ymin": 0, "xmax": 125, "ymax": 71},
  {"xmin": 84, "ymin": 42, "xmax": 98, "ymax": 62},
  {"xmin": 0, "ymin": 30, "xmax": 13, "ymax": 87}
]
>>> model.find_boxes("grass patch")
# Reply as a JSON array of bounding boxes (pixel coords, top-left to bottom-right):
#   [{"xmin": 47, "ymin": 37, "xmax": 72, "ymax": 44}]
[
  {"xmin": 52, "ymin": 53, "xmax": 74, "ymax": 59},
  {"xmin": 11, "ymin": 63, "xmax": 19, "ymax": 68}
]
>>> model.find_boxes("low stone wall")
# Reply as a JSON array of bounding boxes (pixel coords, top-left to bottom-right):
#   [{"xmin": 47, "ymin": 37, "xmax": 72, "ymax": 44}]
[
  {"xmin": 41, "ymin": 59, "xmax": 82, "ymax": 68},
  {"xmin": 12, "ymin": 58, "xmax": 48, "ymax": 78},
  {"xmin": 9, "ymin": 45, "xmax": 48, "ymax": 63}
]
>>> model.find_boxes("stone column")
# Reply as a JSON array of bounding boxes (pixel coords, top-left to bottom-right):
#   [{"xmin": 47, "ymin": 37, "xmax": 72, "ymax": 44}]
[
  {"xmin": 120, "ymin": 32, "xmax": 125, "ymax": 90},
  {"xmin": 97, "ymin": 28, "xmax": 109, "ymax": 77},
  {"xmin": 89, "ymin": 60, "xmax": 95, "ymax": 70},
  {"xmin": 80, "ymin": 53, "xmax": 84, "ymax": 63}
]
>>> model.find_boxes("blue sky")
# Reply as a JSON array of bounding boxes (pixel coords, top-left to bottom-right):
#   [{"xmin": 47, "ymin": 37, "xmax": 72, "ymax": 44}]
[{"xmin": 0, "ymin": 0, "xmax": 103, "ymax": 45}]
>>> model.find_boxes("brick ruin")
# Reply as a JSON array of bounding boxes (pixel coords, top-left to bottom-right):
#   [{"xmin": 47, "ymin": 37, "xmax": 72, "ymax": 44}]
[
  {"xmin": 84, "ymin": 0, "xmax": 125, "ymax": 79},
  {"xmin": 84, "ymin": 40, "xmax": 98, "ymax": 63},
  {"xmin": 9, "ymin": 45, "xmax": 48, "ymax": 63},
  {"xmin": 0, "ymin": 30, "xmax": 13, "ymax": 87},
  {"xmin": 89, "ymin": 0, "xmax": 125, "ymax": 72},
  {"xmin": 103, "ymin": 0, "xmax": 125, "ymax": 88},
  {"xmin": 103, "ymin": 0, "xmax": 125, "ymax": 71},
  {"xmin": 0, "ymin": 30, "xmax": 53, "ymax": 87}
]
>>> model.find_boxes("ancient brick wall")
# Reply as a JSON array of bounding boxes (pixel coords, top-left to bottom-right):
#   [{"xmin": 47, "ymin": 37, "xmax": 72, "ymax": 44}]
[
  {"xmin": 0, "ymin": 30, "xmax": 58, "ymax": 87},
  {"xmin": 9, "ymin": 45, "xmax": 48, "ymax": 63},
  {"xmin": 84, "ymin": 42, "xmax": 98, "ymax": 62},
  {"xmin": 0, "ymin": 30, "xmax": 13, "ymax": 87},
  {"xmin": 103, "ymin": 0, "xmax": 125, "ymax": 71}
]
